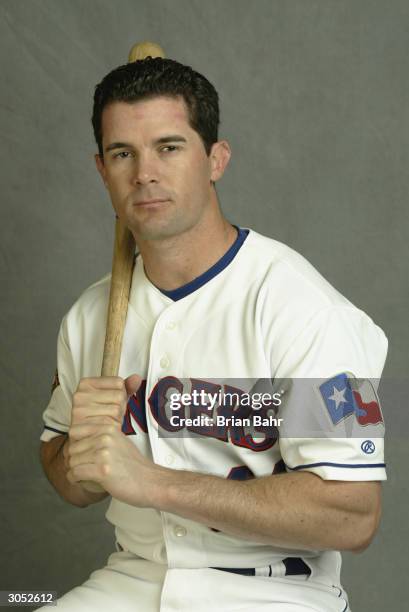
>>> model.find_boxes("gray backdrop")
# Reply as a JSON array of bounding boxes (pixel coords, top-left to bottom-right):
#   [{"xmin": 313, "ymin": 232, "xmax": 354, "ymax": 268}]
[{"xmin": 1, "ymin": 1, "xmax": 407, "ymax": 610}]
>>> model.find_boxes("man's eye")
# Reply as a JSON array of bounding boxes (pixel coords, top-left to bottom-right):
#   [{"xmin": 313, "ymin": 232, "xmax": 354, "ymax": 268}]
[
  {"xmin": 114, "ymin": 151, "xmax": 132, "ymax": 159},
  {"xmin": 160, "ymin": 145, "xmax": 180, "ymax": 153}
]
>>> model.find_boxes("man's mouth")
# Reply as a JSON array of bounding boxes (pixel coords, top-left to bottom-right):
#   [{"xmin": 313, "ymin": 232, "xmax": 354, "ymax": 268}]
[{"xmin": 134, "ymin": 198, "xmax": 170, "ymax": 207}]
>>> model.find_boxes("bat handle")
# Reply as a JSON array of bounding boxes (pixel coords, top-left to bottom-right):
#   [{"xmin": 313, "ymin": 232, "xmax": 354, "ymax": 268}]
[
  {"xmin": 101, "ymin": 219, "xmax": 136, "ymax": 378},
  {"xmin": 81, "ymin": 219, "xmax": 135, "ymax": 494}
]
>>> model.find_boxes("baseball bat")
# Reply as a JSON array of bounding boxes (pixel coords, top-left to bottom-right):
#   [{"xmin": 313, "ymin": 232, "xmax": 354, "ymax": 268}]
[{"xmin": 82, "ymin": 42, "xmax": 166, "ymax": 493}]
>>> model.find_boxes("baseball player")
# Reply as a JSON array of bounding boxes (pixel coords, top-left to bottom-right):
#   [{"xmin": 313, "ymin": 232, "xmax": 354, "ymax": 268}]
[{"xmin": 38, "ymin": 57, "xmax": 388, "ymax": 612}]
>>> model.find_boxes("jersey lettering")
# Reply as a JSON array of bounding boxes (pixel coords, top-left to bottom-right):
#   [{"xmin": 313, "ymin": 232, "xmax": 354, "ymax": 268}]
[
  {"xmin": 123, "ymin": 379, "xmax": 148, "ymax": 435},
  {"xmin": 144, "ymin": 376, "xmax": 278, "ymax": 452}
]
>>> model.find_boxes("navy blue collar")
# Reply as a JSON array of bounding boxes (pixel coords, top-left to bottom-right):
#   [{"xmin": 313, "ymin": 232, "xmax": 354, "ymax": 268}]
[{"xmin": 158, "ymin": 226, "xmax": 249, "ymax": 301}]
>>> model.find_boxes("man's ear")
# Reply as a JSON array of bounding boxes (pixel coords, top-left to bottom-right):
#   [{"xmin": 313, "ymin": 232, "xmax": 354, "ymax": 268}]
[
  {"xmin": 209, "ymin": 140, "xmax": 232, "ymax": 182},
  {"xmin": 95, "ymin": 153, "xmax": 108, "ymax": 188}
]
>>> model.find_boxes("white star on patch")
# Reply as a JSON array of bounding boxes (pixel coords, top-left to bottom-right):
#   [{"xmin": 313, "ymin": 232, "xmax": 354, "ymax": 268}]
[{"xmin": 328, "ymin": 386, "xmax": 347, "ymax": 409}]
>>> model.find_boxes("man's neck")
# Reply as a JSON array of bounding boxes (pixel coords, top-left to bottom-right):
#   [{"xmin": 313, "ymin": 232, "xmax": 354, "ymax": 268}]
[{"xmin": 135, "ymin": 215, "xmax": 238, "ymax": 292}]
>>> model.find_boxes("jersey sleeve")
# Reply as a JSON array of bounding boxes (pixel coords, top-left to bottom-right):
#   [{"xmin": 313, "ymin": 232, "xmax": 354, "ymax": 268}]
[
  {"xmin": 40, "ymin": 315, "xmax": 76, "ymax": 442},
  {"xmin": 275, "ymin": 306, "xmax": 388, "ymax": 481}
]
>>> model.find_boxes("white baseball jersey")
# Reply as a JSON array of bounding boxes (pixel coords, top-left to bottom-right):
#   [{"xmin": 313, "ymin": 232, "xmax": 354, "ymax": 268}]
[{"xmin": 40, "ymin": 227, "xmax": 388, "ymax": 609}]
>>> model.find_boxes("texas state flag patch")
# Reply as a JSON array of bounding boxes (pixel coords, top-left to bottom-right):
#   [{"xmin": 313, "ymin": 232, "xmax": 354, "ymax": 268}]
[{"xmin": 319, "ymin": 373, "xmax": 384, "ymax": 427}]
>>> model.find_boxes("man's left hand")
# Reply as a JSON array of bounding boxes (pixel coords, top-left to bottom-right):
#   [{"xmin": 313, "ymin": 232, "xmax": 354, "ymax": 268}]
[{"xmin": 66, "ymin": 426, "xmax": 164, "ymax": 507}]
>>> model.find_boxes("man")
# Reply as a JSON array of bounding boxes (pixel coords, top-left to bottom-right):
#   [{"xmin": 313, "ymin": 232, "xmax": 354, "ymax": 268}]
[{"xmin": 39, "ymin": 57, "xmax": 388, "ymax": 611}]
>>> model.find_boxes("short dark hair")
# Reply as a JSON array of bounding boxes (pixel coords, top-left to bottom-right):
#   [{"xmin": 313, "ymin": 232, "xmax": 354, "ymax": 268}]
[{"xmin": 92, "ymin": 57, "xmax": 219, "ymax": 157}]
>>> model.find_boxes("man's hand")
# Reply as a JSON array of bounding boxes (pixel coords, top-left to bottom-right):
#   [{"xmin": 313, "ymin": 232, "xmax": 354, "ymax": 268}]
[
  {"xmin": 69, "ymin": 375, "xmax": 141, "ymax": 441},
  {"xmin": 65, "ymin": 375, "xmax": 146, "ymax": 497},
  {"xmin": 66, "ymin": 424, "xmax": 165, "ymax": 507}
]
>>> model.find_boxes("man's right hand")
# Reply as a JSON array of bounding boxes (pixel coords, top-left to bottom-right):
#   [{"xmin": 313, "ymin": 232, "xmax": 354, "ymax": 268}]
[
  {"xmin": 64, "ymin": 375, "xmax": 142, "ymax": 493},
  {"xmin": 68, "ymin": 374, "xmax": 142, "ymax": 442}
]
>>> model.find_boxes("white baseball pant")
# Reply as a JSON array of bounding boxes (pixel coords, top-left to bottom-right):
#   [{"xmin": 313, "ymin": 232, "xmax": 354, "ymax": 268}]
[{"xmin": 35, "ymin": 548, "xmax": 350, "ymax": 611}]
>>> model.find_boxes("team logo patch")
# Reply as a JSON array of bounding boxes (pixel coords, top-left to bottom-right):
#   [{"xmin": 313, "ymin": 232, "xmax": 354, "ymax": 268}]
[
  {"xmin": 51, "ymin": 368, "xmax": 60, "ymax": 394},
  {"xmin": 361, "ymin": 440, "xmax": 376, "ymax": 454},
  {"xmin": 319, "ymin": 373, "xmax": 384, "ymax": 427}
]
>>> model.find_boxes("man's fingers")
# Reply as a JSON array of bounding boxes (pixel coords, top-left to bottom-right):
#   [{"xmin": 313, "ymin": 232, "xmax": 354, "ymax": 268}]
[
  {"xmin": 67, "ymin": 435, "xmax": 118, "ymax": 483},
  {"xmin": 75, "ymin": 374, "xmax": 141, "ymax": 398},
  {"xmin": 69, "ymin": 445, "xmax": 110, "ymax": 468},
  {"xmin": 69, "ymin": 420, "xmax": 118, "ymax": 441},
  {"xmin": 72, "ymin": 402, "xmax": 126, "ymax": 424},
  {"xmin": 67, "ymin": 462, "xmax": 106, "ymax": 485},
  {"xmin": 68, "ymin": 429, "xmax": 117, "ymax": 456},
  {"xmin": 77, "ymin": 376, "xmax": 125, "ymax": 391},
  {"xmin": 80, "ymin": 414, "xmax": 124, "ymax": 426},
  {"xmin": 124, "ymin": 373, "xmax": 142, "ymax": 397},
  {"xmin": 70, "ymin": 375, "xmax": 141, "ymax": 430},
  {"xmin": 73, "ymin": 389, "xmax": 127, "ymax": 409}
]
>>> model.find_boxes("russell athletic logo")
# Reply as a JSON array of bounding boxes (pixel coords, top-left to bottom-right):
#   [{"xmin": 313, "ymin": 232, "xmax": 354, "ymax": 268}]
[{"xmin": 361, "ymin": 440, "xmax": 376, "ymax": 455}]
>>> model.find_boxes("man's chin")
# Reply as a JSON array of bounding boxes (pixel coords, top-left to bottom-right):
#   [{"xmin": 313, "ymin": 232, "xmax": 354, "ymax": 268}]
[{"xmin": 129, "ymin": 219, "xmax": 186, "ymax": 243}]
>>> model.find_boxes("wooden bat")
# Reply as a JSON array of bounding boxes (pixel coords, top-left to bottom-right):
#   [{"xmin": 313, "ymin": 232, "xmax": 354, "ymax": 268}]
[{"xmin": 83, "ymin": 42, "xmax": 165, "ymax": 493}]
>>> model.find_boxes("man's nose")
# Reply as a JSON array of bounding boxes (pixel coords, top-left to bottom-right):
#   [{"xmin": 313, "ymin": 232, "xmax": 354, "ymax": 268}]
[{"xmin": 131, "ymin": 153, "xmax": 159, "ymax": 185}]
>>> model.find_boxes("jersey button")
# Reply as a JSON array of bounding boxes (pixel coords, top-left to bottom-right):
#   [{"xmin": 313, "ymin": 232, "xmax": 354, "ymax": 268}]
[
  {"xmin": 166, "ymin": 321, "xmax": 176, "ymax": 330},
  {"xmin": 173, "ymin": 525, "xmax": 187, "ymax": 537},
  {"xmin": 160, "ymin": 356, "xmax": 170, "ymax": 369}
]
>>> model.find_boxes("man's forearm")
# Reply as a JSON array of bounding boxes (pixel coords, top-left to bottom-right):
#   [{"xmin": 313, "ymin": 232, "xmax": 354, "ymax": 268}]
[
  {"xmin": 40, "ymin": 435, "xmax": 109, "ymax": 508},
  {"xmin": 156, "ymin": 468, "xmax": 380, "ymax": 552}
]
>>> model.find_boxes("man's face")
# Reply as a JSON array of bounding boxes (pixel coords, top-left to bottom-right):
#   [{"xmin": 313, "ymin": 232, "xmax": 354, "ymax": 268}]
[{"xmin": 96, "ymin": 96, "xmax": 230, "ymax": 241}]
